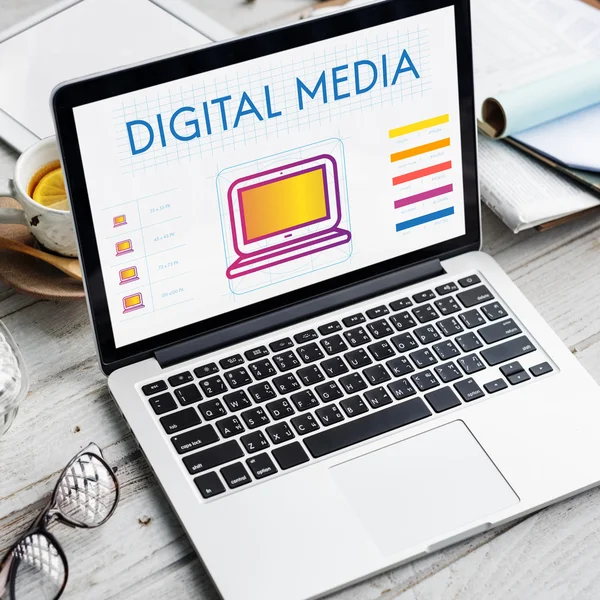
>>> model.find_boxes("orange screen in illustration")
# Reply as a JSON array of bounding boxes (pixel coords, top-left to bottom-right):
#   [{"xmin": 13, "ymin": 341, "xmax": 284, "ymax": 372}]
[{"xmin": 239, "ymin": 166, "xmax": 328, "ymax": 242}]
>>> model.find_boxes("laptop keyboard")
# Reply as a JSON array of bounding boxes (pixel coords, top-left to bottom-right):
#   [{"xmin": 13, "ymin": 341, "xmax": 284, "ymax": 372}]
[{"xmin": 140, "ymin": 274, "xmax": 555, "ymax": 500}]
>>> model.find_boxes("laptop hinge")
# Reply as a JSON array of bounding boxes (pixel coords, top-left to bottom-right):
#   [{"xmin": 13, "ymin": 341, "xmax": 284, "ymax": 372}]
[{"xmin": 155, "ymin": 258, "xmax": 445, "ymax": 369}]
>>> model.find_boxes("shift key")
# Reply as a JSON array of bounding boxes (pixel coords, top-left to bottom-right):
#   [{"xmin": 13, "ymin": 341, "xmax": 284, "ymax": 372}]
[
  {"xmin": 183, "ymin": 440, "xmax": 243, "ymax": 474},
  {"xmin": 481, "ymin": 336, "xmax": 536, "ymax": 366}
]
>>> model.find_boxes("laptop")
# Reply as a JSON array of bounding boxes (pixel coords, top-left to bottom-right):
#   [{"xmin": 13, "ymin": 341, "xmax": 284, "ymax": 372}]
[
  {"xmin": 52, "ymin": 2, "xmax": 600, "ymax": 599},
  {"xmin": 119, "ymin": 266, "xmax": 140, "ymax": 284}
]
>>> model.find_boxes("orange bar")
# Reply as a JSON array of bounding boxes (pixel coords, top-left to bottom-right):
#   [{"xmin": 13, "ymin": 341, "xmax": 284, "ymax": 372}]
[
  {"xmin": 392, "ymin": 161, "xmax": 452, "ymax": 186},
  {"xmin": 390, "ymin": 138, "xmax": 451, "ymax": 162}
]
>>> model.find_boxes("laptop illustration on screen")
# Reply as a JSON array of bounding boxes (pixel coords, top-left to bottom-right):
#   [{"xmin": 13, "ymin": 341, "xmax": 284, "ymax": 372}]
[
  {"xmin": 122, "ymin": 293, "xmax": 144, "ymax": 313},
  {"xmin": 119, "ymin": 266, "xmax": 139, "ymax": 284},
  {"xmin": 225, "ymin": 155, "xmax": 351, "ymax": 280}
]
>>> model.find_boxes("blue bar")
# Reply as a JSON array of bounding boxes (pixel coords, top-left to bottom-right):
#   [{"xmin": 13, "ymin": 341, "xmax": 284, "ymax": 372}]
[{"xmin": 396, "ymin": 207, "xmax": 455, "ymax": 232}]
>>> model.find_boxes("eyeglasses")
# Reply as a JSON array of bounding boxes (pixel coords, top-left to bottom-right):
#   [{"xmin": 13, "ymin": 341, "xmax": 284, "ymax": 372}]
[{"xmin": 0, "ymin": 443, "xmax": 119, "ymax": 600}]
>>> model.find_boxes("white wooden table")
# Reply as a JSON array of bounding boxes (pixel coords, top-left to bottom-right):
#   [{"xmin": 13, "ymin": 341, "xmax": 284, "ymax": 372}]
[{"xmin": 2, "ymin": 2, "xmax": 600, "ymax": 599}]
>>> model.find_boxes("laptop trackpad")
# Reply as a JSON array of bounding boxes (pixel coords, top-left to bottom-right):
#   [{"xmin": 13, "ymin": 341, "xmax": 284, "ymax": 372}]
[{"xmin": 330, "ymin": 421, "xmax": 519, "ymax": 555}]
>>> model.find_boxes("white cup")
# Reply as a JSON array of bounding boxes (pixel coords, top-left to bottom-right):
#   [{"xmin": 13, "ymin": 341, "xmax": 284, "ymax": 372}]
[{"xmin": 0, "ymin": 136, "xmax": 77, "ymax": 257}]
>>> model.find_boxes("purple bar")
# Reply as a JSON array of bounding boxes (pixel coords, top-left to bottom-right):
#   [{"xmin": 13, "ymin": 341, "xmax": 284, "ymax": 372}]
[{"xmin": 394, "ymin": 184, "xmax": 454, "ymax": 209}]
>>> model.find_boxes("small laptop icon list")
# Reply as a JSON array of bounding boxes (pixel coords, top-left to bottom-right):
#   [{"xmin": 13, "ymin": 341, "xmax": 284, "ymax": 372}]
[
  {"xmin": 113, "ymin": 214, "xmax": 127, "ymax": 227},
  {"xmin": 115, "ymin": 239, "xmax": 134, "ymax": 256},
  {"xmin": 119, "ymin": 266, "xmax": 139, "ymax": 284},
  {"xmin": 122, "ymin": 292, "xmax": 144, "ymax": 313}
]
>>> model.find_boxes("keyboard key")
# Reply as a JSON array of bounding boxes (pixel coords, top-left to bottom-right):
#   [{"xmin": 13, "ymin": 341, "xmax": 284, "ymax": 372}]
[
  {"xmin": 272, "ymin": 373, "xmax": 301, "ymax": 394},
  {"xmin": 248, "ymin": 382, "xmax": 277, "ymax": 403},
  {"xmin": 432, "ymin": 340, "xmax": 460, "ymax": 361},
  {"xmin": 160, "ymin": 407, "xmax": 201, "ymax": 434},
  {"xmin": 500, "ymin": 361, "xmax": 524, "ymax": 377},
  {"xmin": 240, "ymin": 431, "xmax": 270, "ymax": 453},
  {"xmin": 175, "ymin": 384, "xmax": 203, "ymax": 406},
  {"xmin": 266, "ymin": 398, "xmax": 294, "ymax": 420},
  {"xmin": 168, "ymin": 371, "xmax": 193, "ymax": 387},
  {"xmin": 389, "ymin": 297, "xmax": 412, "ymax": 311},
  {"xmin": 367, "ymin": 340, "xmax": 395, "ymax": 361},
  {"xmin": 273, "ymin": 350, "xmax": 300, "ymax": 372},
  {"xmin": 270, "ymin": 337, "xmax": 293, "ymax": 351},
  {"xmin": 319, "ymin": 321, "xmax": 342, "ymax": 335},
  {"xmin": 266, "ymin": 422, "xmax": 295, "ymax": 444},
  {"xmin": 386, "ymin": 356, "xmax": 414, "ymax": 377},
  {"xmin": 454, "ymin": 378, "xmax": 484, "ymax": 402},
  {"xmin": 366, "ymin": 305, "xmax": 390, "ymax": 319},
  {"xmin": 457, "ymin": 285, "xmax": 493, "ymax": 308},
  {"xmin": 413, "ymin": 290, "xmax": 435, "ymax": 303},
  {"xmin": 194, "ymin": 472, "xmax": 225, "ymax": 499},
  {"xmin": 272, "ymin": 442, "xmax": 310, "ymax": 470},
  {"xmin": 530, "ymin": 362, "xmax": 553, "ymax": 377},
  {"xmin": 481, "ymin": 302, "xmax": 508, "ymax": 321},
  {"xmin": 345, "ymin": 348, "xmax": 372, "ymax": 369},
  {"xmin": 364, "ymin": 387, "xmax": 393, "ymax": 408},
  {"xmin": 172, "ymin": 424, "xmax": 219, "ymax": 454},
  {"xmin": 414, "ymin": 325, "xmax": 441, "ymax": 345},
  {"xmin": 199, "ymin": 375, "xmax": 227, "ymax": 397},
  {"xmin": 339, "ymin": 372, "xmax": 368, "ymax": 394},
  {"xmin": 367, "ymin": 319, "xmax": 394, "ymax": 339},
  {"xmin": 194, "ymin": 363, "xmax": 218, "ymax": 379},
  {"xmin": 340, "ymin": 395, "xmax": 369, "ymax": 417},
  {"xmin": 437, "ymin": 317, "xmax": 463, "ymax": 337},
  {"xmin": 294, "ymin": 329, "xmax": 318, "ymax": 343},
  {"xmin": 321, "ymin": 334, "xmax": 348, "ymax": 355},
  {"xmin": 344, "ymin": 326, "xmax": 371, "ymax": 347},
  {"xmin": 246, "ymin": 453, "xmax": 277, "ymax": 479},
  {"xmin": 244, "ymin": 346, "xmax": 269, "ymax": 360},
  {"xmin": 390, "ymin": 311, "xmax": 417, "ymax": 332},
  {"xmin": 297, "ymin": 365, "xmax": 325, "ymax": 386},
  {"xmin": 198, "ymin": 399, "xmax": 227, "ymax": 421},
  {"xmin": 508, "ymin": 371, "xmax": 531, "ymax": 385},
  {"xmin": 183, "ymin": 440, "xmax": 244, "ymax": 474},
  {"xmin": 410, "ymin": 348, "xmax": 438, "ymax": 369},
  {"xmin": 291, "ymin": 413, "xmax": 320, "ymax": 435},
  {"xmin": 435, "ymin": 282, "xmax": 458, "ymax": 295},
  {"xmin": 363, "ymin": 364, "xmax": 391, "ymax": 385},
  {"xmin": 459, "ymin": 309, "xmax": 485, "ymax": 329},
  {"xmin": 316, "ymin": 404, "xmax": 344, "ymax": 426},
  {"xmin": 456, "ymin": 332, "xmax": 483, "ymax": 352},
  {"xmin": 241, "ymin": 406, "xmax": 270, "ymax": 429},
  {"xmin": 458, "ymin": 274, "xmax": 481, "ymax": 287},
  {"xmin": 343, "ymin": 313, "xmax": 366, "ymax": 327},
  {"xmin": 297, "ymin": 343, "xmax": 324, "ymax": 364},
  {"xmin": 222, "ymin": 390, "xmax": 252, "ymax": 412},
  {"xmin": 224, "ymin": 367, "xmax": 252, "ymax": 389},
  {"xmin": 387, "ymin": 378, "xmax": 416, "ymax": 400},
  {"xmin": 478, "ymin": 319, "xmax": 522, "ymax": 344},
  {"xmin": 142, "ymin": 380, "xmax": 167, "ymax": 396},
  {"xmin": 220, "ymin": 462, "xmax": 251, "ymax": 489},
  {"xmin": 411, "ymin": 370, "xmax": 439, "ymax": 392},
  {"xmin": 248, "ymin": 358, "xmax": 277, "ymax": 381},
  {"xmin": 435, "ymin": 296, "xmax": 461, "ymax": 316},
  {"xmin": 149, "ymin": 392, "xmax": 177, "ymax": 415},
  {"xmin": 390, "ymin": 333, "xmax": 418, "ymax": 353},
  {"xmin": 481, "ymin": 336, "xmax": 536, "ymax": 366},
  {"xmin": 413, "ymin": 304, "xmax": 438, "ymax": 323},
  {"xmin": 219, "ymin": 354, "xmax": 244, "ymax": 369},
  {"xmin": 434, "ymin": 362, "xmax": 462, "ymax": 383},
  {"xmin": 484, "ymin": 379, "xmax": 508, "ymax": 394},
  {"xmin": 458, "ymin": 354, "xmax": 486, "ymax": 375},
  {"xmin": 321, "ymin": 356, "xmax": 349, "ymax": 378},
  {"xmin": 216, "ymin": 416, "xmax": 244, "ymax": 438},
  {"xmin": 315, "ymin": 381, "xmax": 344, "ymax": 402},
  {"xmin": 425, "ymin": 387, "xmax": 462, "ymax": 413},
  {"xmin": 304, "ymin": 398, "xmax": 431, "ymax": 458},
  {"xmin": 290, "ymin": 389, "xmax": 319, "ymax": 412}
]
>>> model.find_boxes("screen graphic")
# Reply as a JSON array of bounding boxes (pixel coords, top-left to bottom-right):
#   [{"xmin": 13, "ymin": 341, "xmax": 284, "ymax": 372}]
[{"xmin": 73, "ymin": 6, "xmax": 465, "ymax": 348}]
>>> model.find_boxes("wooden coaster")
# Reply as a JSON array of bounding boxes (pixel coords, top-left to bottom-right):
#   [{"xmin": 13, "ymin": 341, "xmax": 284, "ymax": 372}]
[{"xmin": 0, "ymin": 198, "xmax": 84, "ymax": 300}]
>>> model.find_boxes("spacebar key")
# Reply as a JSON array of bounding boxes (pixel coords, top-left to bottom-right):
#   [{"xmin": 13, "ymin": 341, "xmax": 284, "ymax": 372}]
[
  {"xmin": 304, "ymin": 398, "xmax": 431, "ymax": 458},
  {"xmin": 480, "ymin": 335, "xmax": 536, "ymax": 366}
]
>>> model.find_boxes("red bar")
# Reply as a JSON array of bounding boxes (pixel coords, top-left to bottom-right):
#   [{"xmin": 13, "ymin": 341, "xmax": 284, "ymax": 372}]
[{"xmin": 392, "ymin": 161, "xmax": 452, "ymax": 186}]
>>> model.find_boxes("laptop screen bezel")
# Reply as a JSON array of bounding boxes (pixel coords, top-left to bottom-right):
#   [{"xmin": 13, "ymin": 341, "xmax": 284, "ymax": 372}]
[{"xmin": 52, "ymin": 0, "xmax": 479, "ymax": 373}]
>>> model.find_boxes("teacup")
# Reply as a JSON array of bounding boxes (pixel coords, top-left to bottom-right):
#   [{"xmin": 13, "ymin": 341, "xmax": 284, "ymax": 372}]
[{"xmin": 0, "ymin": 136, "xmax": 77, "ymax": 257}]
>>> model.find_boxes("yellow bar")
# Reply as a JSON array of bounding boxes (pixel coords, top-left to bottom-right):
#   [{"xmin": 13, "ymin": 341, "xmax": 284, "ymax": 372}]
[
  {"xmin": 389, "ymin": 114, "xmax": 450, "ymax": 138},
  {"xmin": 390, "ymin": 138, "xmax": 451, "ymax": 162}
]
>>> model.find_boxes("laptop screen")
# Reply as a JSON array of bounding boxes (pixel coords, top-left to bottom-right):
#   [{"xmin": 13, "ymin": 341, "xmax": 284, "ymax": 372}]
[{"xmin": 73, "ymin": 5, "xmax": 466, "ymax": 349}]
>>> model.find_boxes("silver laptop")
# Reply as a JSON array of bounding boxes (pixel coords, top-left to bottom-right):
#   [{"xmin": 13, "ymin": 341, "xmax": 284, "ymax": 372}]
[{"xmin": 52, "ymin": 1, "xmax": 600, "ymax": 598}]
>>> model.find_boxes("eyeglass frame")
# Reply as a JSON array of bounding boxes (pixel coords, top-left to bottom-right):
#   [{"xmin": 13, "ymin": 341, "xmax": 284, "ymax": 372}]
[{"xmin": 0, "ymin": 442, "xmax": 120, "ymax": 600}]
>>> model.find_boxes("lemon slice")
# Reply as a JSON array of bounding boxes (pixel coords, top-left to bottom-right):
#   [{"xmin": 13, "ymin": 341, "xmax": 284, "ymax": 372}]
[{"xmin": 32, "ymin": 168, "xmax": 68, "ymax": 210}]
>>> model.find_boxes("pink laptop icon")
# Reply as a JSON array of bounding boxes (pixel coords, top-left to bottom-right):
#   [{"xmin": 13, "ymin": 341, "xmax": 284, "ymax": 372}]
[
  {"xmin": 115, "ymin": 239, "xmax": 134, "ymax": 256},
  {"xmin": 119, "ymin": 266, "xmax": 139, "ymax": 284},
  {"xmin": 122, "ymin": 293, "xmax": 145, "ymax": 313}
]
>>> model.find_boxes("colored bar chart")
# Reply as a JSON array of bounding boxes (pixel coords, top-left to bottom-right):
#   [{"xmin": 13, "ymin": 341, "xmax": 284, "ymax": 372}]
[
  {"xmin": 389, "ymin": 114, "xmax": 449, "ymax": 138},
  {"xmin": 396, "ymin": 207, "xmax": 455, "ymax": 232},
  {"xmin": 394, "ymin": 184, "xmax": 454, "ymax": 209},
  {"xmin": 392, "ymin": 161, "xmax": 452, "ymax": 186},
  {"xmin": 390, "ymin": 138, "xmax": 450, "ymax": 163}
]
